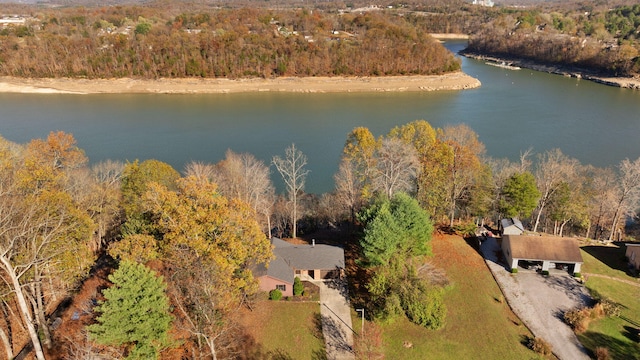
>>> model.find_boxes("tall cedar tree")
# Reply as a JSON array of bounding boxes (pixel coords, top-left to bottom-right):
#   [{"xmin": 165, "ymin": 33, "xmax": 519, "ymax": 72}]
[
  {"xmin": 500, "ymin": 172, "xmax": 541, "ymax": 219},
  {"xmin": 359, "ymin": 192, "xmax": 433, "ymax": 267},
  {"xmin": 358, "ymin": 193, "xmax": 445, "ymax": 329},
  {"xmin": 89, "ymin": 261, "xmax": 173, "ymax": 359}
]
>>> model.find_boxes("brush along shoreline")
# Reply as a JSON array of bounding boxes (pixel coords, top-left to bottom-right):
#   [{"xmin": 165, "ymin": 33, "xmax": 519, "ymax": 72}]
[{"xmin": 0, "ymin": 72, "xmax": 480, "ymax": 95}]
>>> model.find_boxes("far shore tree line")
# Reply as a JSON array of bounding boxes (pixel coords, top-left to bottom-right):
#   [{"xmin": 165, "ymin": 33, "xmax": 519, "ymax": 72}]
[
  {"xmin": 0, "ymin": 6, "xmax": 460, "ymax": 79},
  {"xmin": 1, "ymin": 121, "xmax": 639, "ymax": 357},
  {"xmin": 2, "ymin": 0, "xmax": 639, "ymax": 79}
]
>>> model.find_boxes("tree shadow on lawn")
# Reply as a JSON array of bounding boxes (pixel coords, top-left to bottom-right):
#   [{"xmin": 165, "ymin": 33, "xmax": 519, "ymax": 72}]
[
  {"xmin": 623, "ymin": 326, "xmax": 640, "ymax": 343},
  {"xmin": 582, "ymin": 244, "xmax": 630, "ymax": 274},
  {"xmin": 542, "ymin": 275, "xmax": 593, "ymax": 306},
  {"xmin": 578, "ymin": 330, "xmax": 640, "ymax": 360}
]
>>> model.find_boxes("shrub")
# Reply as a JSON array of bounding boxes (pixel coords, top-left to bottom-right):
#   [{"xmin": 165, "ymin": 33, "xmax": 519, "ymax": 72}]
[
  {"xmin": 542, "ymin": 270, "xmax": 549, "ymax": 276},
  {"xmin": 293, "ymin": 277, "xmax": 304, "ymax": 296},
  {"xmin": 401, "ymin": 284, "xmax": 446, "ymax": 330},
  {"xmin": 595, "ymin": 347, "xmax": 611, "ymax": 360},
  {"xmin": 269, "ymin": 289, "xmax": 283, "ymax": 301},
  {"xmin": 511, "ymin": 268, "xmax": 518, "ymax": 274},
  {"xmin": 564, "ymin": 308, "xmax": 591, "ymax": 333},
  {"xmin": 598, "ymin": 298, "xmax": 621, "ymax": 317},
  {"xmin": 135, "ymin": 22, "xmax": 151, "ymax": 35},
  {"xmin": 527, "ymin": 336, "xmax": 553, "ymax": 356},
  {"xmin": 451, "ymin": 222, "xmax": 476, "ymax": 236},
  {"xmin": 573, "ymin": 272, "xmax": 581, "ymax": 278}
]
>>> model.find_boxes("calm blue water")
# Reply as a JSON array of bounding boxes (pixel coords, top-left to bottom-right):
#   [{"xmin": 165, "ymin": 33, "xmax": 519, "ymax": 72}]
[{"xmin": 1, "ymin": 41, "xmax": 638, "ymax": 193}]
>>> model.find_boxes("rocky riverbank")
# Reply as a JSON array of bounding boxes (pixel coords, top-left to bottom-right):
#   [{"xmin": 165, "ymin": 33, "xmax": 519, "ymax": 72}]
[{"xmin": 462, "ymin": 52, "xmax": 640, "ymax": 90}]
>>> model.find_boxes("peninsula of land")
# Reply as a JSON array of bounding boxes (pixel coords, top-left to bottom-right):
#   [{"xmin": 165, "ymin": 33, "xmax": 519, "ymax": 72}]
[{"xmin": 0, "ymin": 72, "xmax": 481, "ymax": 95}]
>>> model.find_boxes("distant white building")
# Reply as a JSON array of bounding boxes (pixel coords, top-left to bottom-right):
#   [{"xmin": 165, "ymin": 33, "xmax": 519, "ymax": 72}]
[
  {"xmin": 0, "ymin": 16, "xmax": 27, "ymax": 27},
  {"xmin": 472, "ymin": 0, "xmax": 494, "ymax": 7}
]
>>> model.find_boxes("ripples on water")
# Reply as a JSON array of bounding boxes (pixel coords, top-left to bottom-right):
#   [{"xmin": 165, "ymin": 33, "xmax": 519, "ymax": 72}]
[{"xmin": 0, "ymin": 41, "xmax": 638, "ymax": 193}]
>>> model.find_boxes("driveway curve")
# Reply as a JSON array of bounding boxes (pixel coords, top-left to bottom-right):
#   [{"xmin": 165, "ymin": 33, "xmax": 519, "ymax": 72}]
[{"xmin": 481, "ymin": 237, "xmax": 591, "ymax": 360}]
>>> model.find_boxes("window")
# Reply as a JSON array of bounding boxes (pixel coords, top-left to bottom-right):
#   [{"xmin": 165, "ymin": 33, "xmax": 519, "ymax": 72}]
[{"xmin": 276, "ymin": 284, "xmax": 286, "ymax": 292}]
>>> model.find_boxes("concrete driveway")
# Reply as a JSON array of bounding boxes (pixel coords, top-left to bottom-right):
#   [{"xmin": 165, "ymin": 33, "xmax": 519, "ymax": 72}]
[
  {"xmin": 480, "ymin": 237, "xmax": 591, "ymax": 360},
  {"xmin": 313, "ymin": 279, "xmax": 355, "ymax": 360}
]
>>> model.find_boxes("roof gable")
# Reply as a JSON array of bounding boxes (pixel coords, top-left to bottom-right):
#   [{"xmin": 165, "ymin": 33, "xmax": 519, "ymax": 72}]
[
  {"xmin": 501, "ymin": 218, "xmax": 524, "ymax": 232},
  {"xmin": 505, "ymin": 235, "xmax": 583, "ymax": 263}
]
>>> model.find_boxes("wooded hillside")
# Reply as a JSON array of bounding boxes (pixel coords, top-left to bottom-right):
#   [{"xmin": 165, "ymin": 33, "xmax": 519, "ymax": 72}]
[
  {"xmin": 465, "ymin": 3, "xmax": 640, "ymax": 76},
  {"xmin": 0, "ymin": 5, "xmax": 460, "ymax": 78}
]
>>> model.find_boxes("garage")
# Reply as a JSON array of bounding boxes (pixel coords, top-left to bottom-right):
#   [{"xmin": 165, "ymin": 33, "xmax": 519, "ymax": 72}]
[{"xmin": 502, "ymin": 234, "xmax": 583, "ymax": 275}]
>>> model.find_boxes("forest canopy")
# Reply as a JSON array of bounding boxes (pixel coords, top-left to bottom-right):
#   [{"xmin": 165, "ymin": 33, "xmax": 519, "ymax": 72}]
[{"xmin": 0, "ymin": 6, "xmax": 460, "ymax": 78}]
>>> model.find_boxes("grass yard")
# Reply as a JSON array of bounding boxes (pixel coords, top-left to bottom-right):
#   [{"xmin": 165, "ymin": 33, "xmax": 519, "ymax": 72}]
[
  {"xmin": 579, "ymin": 246, "xmax": 640, "ymax": 360},
  {"xmin": 369, "ymin": 234, "xmax": 543, "ymax": 360},
  {"xmin": 238, "ymin": 299, "xmax": 326, "ymax": 359}
]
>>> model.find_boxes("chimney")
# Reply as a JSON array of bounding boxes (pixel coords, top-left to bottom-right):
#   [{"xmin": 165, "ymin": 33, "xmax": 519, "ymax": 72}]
[{"xmin": 312, "ymin": 239, "xmax": 315, "ymax": 247}]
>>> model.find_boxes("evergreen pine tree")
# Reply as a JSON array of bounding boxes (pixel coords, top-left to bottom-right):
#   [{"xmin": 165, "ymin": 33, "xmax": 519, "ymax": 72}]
[{"xmin": 89, "ymin": 261, "xmax": 172, "ymax": 359}]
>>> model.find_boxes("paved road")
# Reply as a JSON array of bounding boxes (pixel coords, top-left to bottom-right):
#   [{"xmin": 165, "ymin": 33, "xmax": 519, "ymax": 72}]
[
  {"xmin": 313, "ymin": 279, "xmax": 355, "ymax": 360},
  {"xmin": 480, "ymin": 237, "xmax": 591, "ymax": 360}
]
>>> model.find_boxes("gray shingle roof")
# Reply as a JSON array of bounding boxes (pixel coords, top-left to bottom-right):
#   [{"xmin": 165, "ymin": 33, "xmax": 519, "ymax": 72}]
[
  {"xmin": 501, "ymin": 218, "xmax": 524, "ymax": 233},
  {"xmin": 259, "ymin": 237, "xmax": 345, "ymax": 283}
]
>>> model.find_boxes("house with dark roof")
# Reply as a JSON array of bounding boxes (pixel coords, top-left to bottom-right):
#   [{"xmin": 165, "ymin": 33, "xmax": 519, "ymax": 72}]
[
  {"xmin": 502, "ymin": 234, "xmax": 583, "ymax": 275},
  {"xmin": 255, "ymin": 238, "xmax": 345, "ymax": 297}
]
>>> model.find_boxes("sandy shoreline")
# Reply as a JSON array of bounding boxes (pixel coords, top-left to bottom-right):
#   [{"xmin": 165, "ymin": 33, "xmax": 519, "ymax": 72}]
[{"xmin": 0, "ymin": 72, "xmax": 480, "ymax": 95}]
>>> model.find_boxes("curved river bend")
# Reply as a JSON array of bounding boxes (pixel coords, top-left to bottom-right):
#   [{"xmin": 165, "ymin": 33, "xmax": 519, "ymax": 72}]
[{"xmin": 1, "ymin": 41, "xmax": 638, "ymax": 193}]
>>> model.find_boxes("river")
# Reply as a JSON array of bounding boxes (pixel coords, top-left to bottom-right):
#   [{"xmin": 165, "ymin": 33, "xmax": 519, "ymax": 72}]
[{"xmin": 0, "ymin": 41, "xmax": 638, "ymax": 194}]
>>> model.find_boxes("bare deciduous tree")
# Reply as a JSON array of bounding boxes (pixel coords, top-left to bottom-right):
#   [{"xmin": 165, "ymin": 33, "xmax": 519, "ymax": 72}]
[
  {"xmin": 184, "ymin": 161, "xmax": 216, "ymax": 184},
  {"xmin": 608, "ymin": 157, "xmax": 640, "ymax": 241},
  {"xmin": 334, "ymin": 157, "xmax": 364, "ymax": 223},
  {"xmin": 583, "ymin": 166, "xmax": 618, "ymax": 240},
  {"xmin": 86, "ymin": 160, "xmax": 124, "ymax": 253},
  {"xmin": 532, "ymin": 149, "xmax": 580, "ymax": 233},
  {"xmin": 272, "ymin": 144, "xmax": 309, "ymax": 239},
  {"xmin": 439, "ymin": 125, "xmax": 485, "ymax": 227},
  {"xmin": 0, "ymin": 192, "xmax": 93, "ymax": 360},
  {"xmin": 215, "ymin": 151, "xmax": 275, "ymax": 236},
  {"xmin": 371, "ymin": 138, "xmax": 420, "ymax": 199}
]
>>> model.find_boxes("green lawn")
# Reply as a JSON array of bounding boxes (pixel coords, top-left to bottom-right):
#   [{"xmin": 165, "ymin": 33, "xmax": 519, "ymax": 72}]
[
  {"xmin": 362, "ymin": 235, "xmax": 543, "ymax": 360},
  {"xmin": 240, "ymin": 300, "xmax": 326, "ymax": 359},
  {"xmin": 579, "ymin": 246, "xmax": 640, "ymax": 360}
]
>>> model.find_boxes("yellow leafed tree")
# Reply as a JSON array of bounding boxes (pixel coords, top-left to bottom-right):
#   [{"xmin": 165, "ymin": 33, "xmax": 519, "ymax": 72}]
[{"xmin": 112, "ymin": 175, "xmax": 272, "ymax": 358}]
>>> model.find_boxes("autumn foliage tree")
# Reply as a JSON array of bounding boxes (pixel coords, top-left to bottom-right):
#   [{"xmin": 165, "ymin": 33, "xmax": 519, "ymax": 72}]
[
  {"xmin": 111, "ymin": 176, "xmax": 272, "ymax": 358},
  {"xmin": 0, "ymin": 132, "xmax": 95, "ymax": 360}
]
